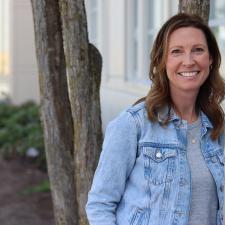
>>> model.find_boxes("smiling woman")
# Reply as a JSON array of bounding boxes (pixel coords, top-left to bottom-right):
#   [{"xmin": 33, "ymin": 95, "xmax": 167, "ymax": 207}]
[
  {"xmin": 86, "ymin": 13, "xmax": 225, "ymax": 225},
  {"xmin": 147, "ymin": 13, "xmax": 225, "ymax": 140},
  {"xmin": 165, "ymin": 27, "xmax": 212, "ymax": 122}
]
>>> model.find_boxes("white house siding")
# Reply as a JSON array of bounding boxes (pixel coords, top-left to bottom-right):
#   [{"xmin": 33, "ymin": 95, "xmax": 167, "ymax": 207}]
[
  {"xmin": 86, "ymin": 0, "xmax": 177, "ymax": 129},
  {"xmin": 0, "ymin": 0, "xmax": 10, "ymax": 100},
  {"xmin": 8, "ymin": 0, "xmax": 39, "ymax": 104}
]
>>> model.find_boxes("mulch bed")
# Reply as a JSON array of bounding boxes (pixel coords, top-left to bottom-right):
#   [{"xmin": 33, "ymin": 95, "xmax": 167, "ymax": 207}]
[{"xmin": 0, "ymin": 157, "xmax": 55, "ymax": 225}]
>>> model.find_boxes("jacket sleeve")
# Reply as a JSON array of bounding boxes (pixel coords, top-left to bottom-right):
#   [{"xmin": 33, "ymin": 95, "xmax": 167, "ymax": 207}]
[{"xmin": 86, "ymin": 110, "xmax": 138, "ymax": 225}]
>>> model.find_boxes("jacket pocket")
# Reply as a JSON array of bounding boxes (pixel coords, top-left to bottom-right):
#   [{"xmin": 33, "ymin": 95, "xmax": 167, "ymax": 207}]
[
  {"xmin": 130, "ymin": 207, "xmax": 149, "ymax": 225},
  {"xmin": 143, "ymin": 147, "xmax": 177, "ymax": 185},
  {"xmin": 208, "ymin": 151, "xmax": 225, "ymax": 168}
]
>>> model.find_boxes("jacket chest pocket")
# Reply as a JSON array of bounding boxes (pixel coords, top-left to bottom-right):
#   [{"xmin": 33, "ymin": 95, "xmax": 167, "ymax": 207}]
[{"xmin": 143, "ymin": 147, "xmax": 177, "ymax": 185}]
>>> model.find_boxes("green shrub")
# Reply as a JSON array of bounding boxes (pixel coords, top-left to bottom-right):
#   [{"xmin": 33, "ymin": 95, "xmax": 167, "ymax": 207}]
[{"xmin": 0, "ymin": 101, "xmax": 46, "ymax": 170}]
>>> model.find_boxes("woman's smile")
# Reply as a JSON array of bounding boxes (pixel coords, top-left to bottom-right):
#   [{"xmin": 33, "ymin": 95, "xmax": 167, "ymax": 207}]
[{"xmin": 177, "ymin": 70, "xmax": 200, "ymax": 77}]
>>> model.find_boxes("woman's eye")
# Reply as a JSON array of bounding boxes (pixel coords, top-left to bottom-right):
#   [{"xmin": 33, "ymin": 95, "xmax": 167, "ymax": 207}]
[
  {"xmin": 171, "ymin": 49, "xmax": 182, "ymax": 54},
  {"xmin": 193, "ymin": 47, "xmax": 204, "ymax": 53}
]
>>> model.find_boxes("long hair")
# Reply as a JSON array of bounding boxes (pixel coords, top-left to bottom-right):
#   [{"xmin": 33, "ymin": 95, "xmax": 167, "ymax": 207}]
[{"xmin": 145, "ymin": 13, "xmax": 225, "ymax": 140}]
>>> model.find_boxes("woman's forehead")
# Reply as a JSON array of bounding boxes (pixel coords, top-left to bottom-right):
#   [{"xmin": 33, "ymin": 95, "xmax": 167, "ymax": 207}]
[{"xmin": 167, "ymin": 27, "xmax": 207, "ymax": 47}]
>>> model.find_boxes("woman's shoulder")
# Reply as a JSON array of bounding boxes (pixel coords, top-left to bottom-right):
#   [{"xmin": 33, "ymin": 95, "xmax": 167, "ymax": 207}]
[
  {"xmin": 107, "ymin": 102, "xmax": 147, "ymax": 133},
  {"xmin": 126, "ymin": 101, "xmax": 146, "ymax": 116},
  {"xmin": 114, "ymin": 101, "xmax": 147, "ymax": 124},
  {"xmin": 104, "ymin": 102, "xmax": 147, "ymax": 141}
]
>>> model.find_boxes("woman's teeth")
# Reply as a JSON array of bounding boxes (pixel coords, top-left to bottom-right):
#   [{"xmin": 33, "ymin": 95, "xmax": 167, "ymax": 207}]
[{"xmin": 178, "ymin": 71, "xmax": 199, "ymax": 77}]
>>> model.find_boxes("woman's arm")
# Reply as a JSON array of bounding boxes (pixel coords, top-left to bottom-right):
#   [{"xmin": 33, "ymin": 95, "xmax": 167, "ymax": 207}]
[{"xmin": 86, "ymin": 110, "xmax": 138, "ymax": 225}]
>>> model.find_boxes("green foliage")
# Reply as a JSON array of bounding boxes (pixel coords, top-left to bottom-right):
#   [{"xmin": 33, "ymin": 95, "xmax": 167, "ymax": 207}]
[
  {"xmin": 0, "ymin": 101, "xmax": 46, "ymax": 170},
  {"xmin": 21, "ymin": 180, "xmax": 50, "ymax": 195}
]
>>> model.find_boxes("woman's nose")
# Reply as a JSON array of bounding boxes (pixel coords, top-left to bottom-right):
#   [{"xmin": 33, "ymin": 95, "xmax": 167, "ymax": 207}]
[{"xmin": 182, "ymin": 53, "xmax": 195, "ymax": 66}]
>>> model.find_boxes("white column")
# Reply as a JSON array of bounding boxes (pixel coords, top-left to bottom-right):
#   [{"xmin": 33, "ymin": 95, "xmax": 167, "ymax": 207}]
[
  {"xmin": 98, "ymin": 0, "xmax": 109, "ymax": 81},
  {"xmin": 9, "ymin": 0, "xmax": 39, "ymax": 104},
  {"xmin": 107, "ymin": 0, "xmax": 126, "ymax": 80},
  {"xmin": 137, "ymin": 0, "xmax": 149, "ymax": 82},
  {"xmin": 0, "ymin": 0, "xmax": 10, "ymax": 99}
]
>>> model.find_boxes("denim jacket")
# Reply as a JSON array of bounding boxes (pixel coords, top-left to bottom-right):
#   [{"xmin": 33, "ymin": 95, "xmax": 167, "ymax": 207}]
[{"xmin": 86, "ymin": 102, "xmax": 225, "ymax": 225}]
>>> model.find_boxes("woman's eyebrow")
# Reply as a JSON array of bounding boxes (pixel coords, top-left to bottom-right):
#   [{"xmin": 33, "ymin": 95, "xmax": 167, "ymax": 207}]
[{"xmin": 168, "ymin": 44, "xmax": 207, "ymax": 50}]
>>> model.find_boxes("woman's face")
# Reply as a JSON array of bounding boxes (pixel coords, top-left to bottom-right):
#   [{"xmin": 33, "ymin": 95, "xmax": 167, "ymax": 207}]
[{"xmin": 165, "ymin": 27, "xmax": 212, "ymax": 97}]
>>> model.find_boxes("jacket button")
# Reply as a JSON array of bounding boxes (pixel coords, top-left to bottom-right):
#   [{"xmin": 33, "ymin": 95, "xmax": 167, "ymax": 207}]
[
  {"xmin": 156, "ymin": 152, "xmax": 162, "ymax": 159},
  {"xmin": 211, "ymin": 156, "xmax": 217, "ymax": 163},
  {"xmin": 179, "ymin": 178, "xmax": 187, "ymax": 186},
  {"xmin": 175, "ymin": 210, "xmax": 184, "ymax": 217}
]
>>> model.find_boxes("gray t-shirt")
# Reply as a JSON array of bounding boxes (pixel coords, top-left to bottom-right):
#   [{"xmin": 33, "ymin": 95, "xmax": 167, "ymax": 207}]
[{"xmin": 187, "ymin": 118, "xmax": 218, "ymax": 225}]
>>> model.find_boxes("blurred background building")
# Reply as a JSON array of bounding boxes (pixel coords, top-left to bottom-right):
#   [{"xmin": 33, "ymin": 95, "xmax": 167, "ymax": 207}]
[
  {"xmin": 0, "ymin": 0, "xmax": 225, "ymax": 129},
  {"xmin": 0, "ymin": 0, "xmax": 39, "ymax": 104}
]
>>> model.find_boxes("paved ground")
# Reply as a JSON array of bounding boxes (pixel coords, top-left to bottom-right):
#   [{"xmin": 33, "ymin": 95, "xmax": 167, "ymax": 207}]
[{"xmin": 0, "ymin": 157, "xmax": 55, "ymax": 225}]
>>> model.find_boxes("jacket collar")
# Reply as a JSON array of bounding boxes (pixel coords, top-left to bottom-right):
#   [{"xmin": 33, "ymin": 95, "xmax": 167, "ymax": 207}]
[
  {"xmin": 200, "ymin": 111, "xmax": 213, "ymax": 137},
  {"xmin": 200, "ymin": 111, "xmax": 213, "ymax": 129},
  {"xmin": 158, "ymin": 105, "xmax": 213, "ymax": 129},
  {"xmin": 158, "ymin": 106, "xmax": 180, "ymax": 123}
]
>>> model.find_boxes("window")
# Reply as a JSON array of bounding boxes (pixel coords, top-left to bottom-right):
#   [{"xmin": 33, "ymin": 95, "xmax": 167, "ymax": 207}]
[
  {"xmin": 209, "ymin": 0, "xmax": 225, "ymax": 76},
  {"xmin": 126, "ymin": 0, "xmax": 177, "ymax": 84},
  {"xmin": 127, "ymin": 0, "xmax": 138, "ymax": 80},
  {"xmin": 86, "ymin": 0, "xmax": 99, "ymax": 46},
  {"xmin": 126, "ymin": 0, "xmax": 148, "ymax": 83}
]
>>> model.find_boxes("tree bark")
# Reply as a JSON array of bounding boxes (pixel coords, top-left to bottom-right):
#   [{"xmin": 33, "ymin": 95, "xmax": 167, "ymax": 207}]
[
  {"xmin": 178, "ymin": 0, "xmax": 210, "ymax": 23},
  {"xmin": 58, "ymin": 0, "xmax": 102, "ymax": 224},
  {"xmin": 31, "ymin": 1, "xmax": 78, "ymax": 224},
  {"xmin": 31, "ymin": 0, "xmax": 102, "ymax": 225}
]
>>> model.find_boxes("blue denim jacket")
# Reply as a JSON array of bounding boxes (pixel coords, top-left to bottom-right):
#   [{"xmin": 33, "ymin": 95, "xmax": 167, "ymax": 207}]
[{"xmin": 86, "ymin": 102, "xmax": 225, "ymax": 225}]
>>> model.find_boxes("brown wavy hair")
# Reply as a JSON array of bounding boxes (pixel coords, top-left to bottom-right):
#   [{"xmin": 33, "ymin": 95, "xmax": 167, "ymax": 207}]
[{"xmin": 145, "ymin": 13, "xmax": 225, "ymax": 140}]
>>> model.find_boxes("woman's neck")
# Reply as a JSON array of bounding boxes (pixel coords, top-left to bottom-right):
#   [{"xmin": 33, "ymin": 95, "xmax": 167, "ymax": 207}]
[{"xmin": 170, "ymin": 90, "xmax": 198, "ymax": 124}]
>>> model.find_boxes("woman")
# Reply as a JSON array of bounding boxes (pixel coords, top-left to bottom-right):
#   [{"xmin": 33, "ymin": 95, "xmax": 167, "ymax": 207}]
[{"xmin": 86, "ymin": 13, "xmax": 225, "ymax": 225}]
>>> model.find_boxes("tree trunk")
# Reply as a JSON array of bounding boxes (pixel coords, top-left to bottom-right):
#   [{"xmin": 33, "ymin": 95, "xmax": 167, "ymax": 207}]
[
  {"xmin": 31, "ymin": 0, "xmax": 78, "ymax": 224},
  {"xmin": 178, "ymin": 0, "xmax": 210, "ymax": 23},
  {"xmin": 58, "ymin": 0, "xmax": 102, "ymax": 224},
  {"xmin": 31, "ymin": 0, "xmax": 102, "ymax": 224}
]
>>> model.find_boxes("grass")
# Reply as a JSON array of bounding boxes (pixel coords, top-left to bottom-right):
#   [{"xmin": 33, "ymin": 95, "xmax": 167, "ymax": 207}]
[{"xmin": 21, "ymin": 180, "xmax": 51, "ymax": 195}]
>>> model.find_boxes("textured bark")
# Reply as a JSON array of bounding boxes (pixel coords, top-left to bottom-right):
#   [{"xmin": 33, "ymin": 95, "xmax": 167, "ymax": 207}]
[
  {"xmin": 31, "ymin": 0, "xmax": 102, "ymax": 224},
  {"xmin": 31, "ymin": 1, "xmax": 78, "ymax": 224},
  {"xmin": 178, "ymin": 0, "xmax": 210, "ymax": 23},
  {"xmin": 58, "ymin": 0, "xmax": 102, "ymax": 224}
]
